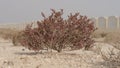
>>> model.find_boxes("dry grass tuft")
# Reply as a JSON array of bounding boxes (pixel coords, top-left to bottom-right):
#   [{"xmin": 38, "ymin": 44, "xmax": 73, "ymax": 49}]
[
  {"xmin": 92, "ymin": 29, "xmax": 108, "ymax": 38},
  {"xmin": 0, "ymin": 28, "xmax": 19, "ymax": 40}
]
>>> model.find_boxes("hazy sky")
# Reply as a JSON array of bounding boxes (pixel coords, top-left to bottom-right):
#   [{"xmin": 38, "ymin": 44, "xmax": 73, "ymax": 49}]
[{"xmin": 0, "ymin": 0, "xmax": 120, "ymax": 23}]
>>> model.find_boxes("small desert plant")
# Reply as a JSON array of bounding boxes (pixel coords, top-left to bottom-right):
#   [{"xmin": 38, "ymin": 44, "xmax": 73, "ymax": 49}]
[
  {"xmin": 19, "ymin": 9, "xmax": 96, "ymax": 52},
  {"xmin": 92, "ymin": 30, "xmax": 107, "ymax": 38},
  {"xmin": 101, "ymin": 32, "xmax": 107, "ymax": 37},
  {"xmin": 12, "ymin": 31, "xmax": 23, "ymax": 46}
]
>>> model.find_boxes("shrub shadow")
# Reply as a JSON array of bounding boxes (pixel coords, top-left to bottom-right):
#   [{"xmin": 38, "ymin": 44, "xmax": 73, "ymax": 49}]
[{"xmin": 14, "ymin": 51, "xmax": 44, "ymax": 55}]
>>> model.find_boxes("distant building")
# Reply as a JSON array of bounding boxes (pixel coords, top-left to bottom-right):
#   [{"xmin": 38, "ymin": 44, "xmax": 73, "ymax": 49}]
[{"xmin": 91, "ymin": 16, "xmax": 120, "ymax": 29}]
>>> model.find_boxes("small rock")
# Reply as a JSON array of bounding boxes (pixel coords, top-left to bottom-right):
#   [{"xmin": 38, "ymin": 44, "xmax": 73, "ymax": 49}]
[{"xmin": 22, "ymin": 48, "xmax": 25, "ymax": 51}]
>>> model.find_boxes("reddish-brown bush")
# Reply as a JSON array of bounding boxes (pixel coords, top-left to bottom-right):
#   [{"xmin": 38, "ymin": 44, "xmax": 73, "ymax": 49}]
[{"xmin": 20, "ymin": 9, "xmax": 96, "ymax": 52}]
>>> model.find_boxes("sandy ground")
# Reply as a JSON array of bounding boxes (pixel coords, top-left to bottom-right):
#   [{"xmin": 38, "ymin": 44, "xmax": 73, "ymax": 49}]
[{"xmin": 0, "ymin": 38, "xmax": 119, "ymax": 68}]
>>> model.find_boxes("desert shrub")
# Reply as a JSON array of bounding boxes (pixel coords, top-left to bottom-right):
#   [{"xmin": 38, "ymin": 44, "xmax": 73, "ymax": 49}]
[{"xmin": 19, "ymin": 9, "xmax": 96, "ymax": 52}]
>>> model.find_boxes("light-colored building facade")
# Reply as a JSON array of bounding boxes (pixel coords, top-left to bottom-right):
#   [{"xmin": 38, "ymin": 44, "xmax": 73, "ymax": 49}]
[{"xmin": 91, "ymin": 16, "xmax": 120, "ymax": 29}]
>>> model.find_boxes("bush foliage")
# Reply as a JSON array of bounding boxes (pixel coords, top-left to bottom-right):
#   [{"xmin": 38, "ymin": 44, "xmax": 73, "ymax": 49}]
[{"xmin": 20, "ymin": 9, "xmax": 96, "ymax": 52}]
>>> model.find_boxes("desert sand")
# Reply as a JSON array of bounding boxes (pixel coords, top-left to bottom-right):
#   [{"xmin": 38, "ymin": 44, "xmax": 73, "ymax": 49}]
[{"xmin": 0, "ymin": 38, "xmax": 120, "ymax": 68}]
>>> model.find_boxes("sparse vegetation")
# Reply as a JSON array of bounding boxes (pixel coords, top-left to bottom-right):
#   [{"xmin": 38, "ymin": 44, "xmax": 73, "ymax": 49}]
[
  {"xmin": 92, "ymin": 30, "xmax": 108, "ymax": 38},
  {"xmin": 92, "ymin": 30, "xmax": 120, "ymax": 50},
  {"xmin": 104, "ymin": 31, "xmax": 120, "ymax": 50},
  {"xmin": 0, "ymin": 28, "xmax": 19, "ymax": 40},
  {"xmin": 0, "ymin": 28, "xmax": 23, "ymax": 46}
]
